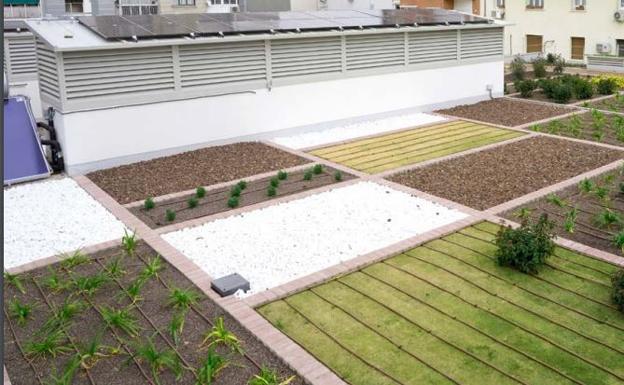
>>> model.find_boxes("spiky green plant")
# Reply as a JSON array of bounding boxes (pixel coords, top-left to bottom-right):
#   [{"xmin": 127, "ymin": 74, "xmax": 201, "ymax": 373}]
[
  {"xmin": 44, "ymin": 299, "xmax": 85, "ymax": 332},
  {"xmin": 227, "ymin": 196, "xmax": 240, "ymax": 209},
  {"xmin": 124, "ymin": 278, "xmax": 145, "ymax": 304},
  {"xmin": 567, "ymin": 115, "xmax": 582, "ymax": 137},
  {"xmin": 42, "ymin": 269, "xmax": 72, "ymax": 292},
  {"xmin": 9, "ymin": 299, "xmax": 34, "ymax": 326},
  {"xmin": 546, "ymin": 193, "xmax": 566, "ymax": 208},
  {"xmin": 132, "ymin": 336, "xmax": 182, "ymax": 385},
  {"xmin": 140, "ymin": 255, "xmax": 163, "ymax": 281},
  {"xmin": 144, "ymin": 197, "xmax": 156, "ymax": 211},
  {"xmin": 122, "ymin": 229, "xmax": 138, "ymax": 256},
  {"xmin": 4, "ymin": 272, "xmax": 26, "ymax": 294},
  {"xmin": 303, "ymin": 170, "xmax": 313, "ymax": 181},
  {"xmin": 168, "ymin": 287, "xmax": 201, "ymax": 311},
  {"xmin": 248, "ymin": 367, "xmax": 296, "ymax": 385},
  {"xmin": 195, "ymin": 347, "xmax": 229, "ymax": 385},
  {"xmin": 169, "ymin": 310, "xmax": 186, "ymax": 346},
  {"xmin": 578, "ymin": 178, "xmax": 595, "ymax": 194},
  {"xmin": 104, "ymin": 257, "xmax": 127, "ymax": 279},
  {"xmin": 201, "ymin": 316, "xmax": 242, "ymax": 353},
  {"xmin": 24, "ymin": 329, "xmax": 72, "ymax": 359},
  {"xmin": 73, "ymin": 271, "xmax": 109, "ymax": 296},
  {"xmin": 166, "ymin": 209, "xmax": 176, "ymax": 222},
  {"xmin": 60, "ymin": 250, "xmax": 90, "ymax": 270},
  {"xmin": 188, "ymin": 197, "xmax": 199, "ymax": 209},
  {"xmin": 593, "ymin": 186, "xmax": 611, "ymax": 202},
  {"xmin": 196, "ymin": 186, "xmax": 207, "ymax": 199},
  {"xmin": 277, "ymin": 170, "xmax": 288, "ymax": 180},
  {"xmin": 513, "ymin": 207, "xmax": 533, "ymax": 221},
  {"xmin": 530, "ymin": 124, "xmax": 542, "ymax": 132},
  {"xmin": 100, "ymin": 306, "xmax": 142, "ymax": 337},
  {"xmin": 267, "ymin": 186, "xmax": 277, "ymax": 197},
  {"xmin": 612, "ymin": 231, "xmax": 624, "ymax": 254},
  {"xmin": 594, "ymin": 209, "xmax": 622, "ymax": 229},
  {"xmin": 564, "ymin": 206, "xmax": 578, "ymax": 233},
  {"xmin": 76, "ymin": 332, "xmax": 121, "ymax": 369},
  {"xmin": 45, "ymin": 355, "xmax": 81, "ymax": 385}
]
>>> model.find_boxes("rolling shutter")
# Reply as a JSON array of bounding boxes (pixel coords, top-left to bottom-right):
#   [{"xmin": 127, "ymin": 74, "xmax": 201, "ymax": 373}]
[{"xmin": 526, "ymin": 34, "xmax": 542, "ymax": 53}]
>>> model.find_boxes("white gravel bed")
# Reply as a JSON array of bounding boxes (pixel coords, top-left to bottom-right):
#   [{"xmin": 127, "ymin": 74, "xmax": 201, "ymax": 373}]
[
  {"xmin": 4, "ymin": 178, "xmax": 126, "ymax": 269},
  {"xmin": 163, "ymin": 181, "xmax": 467, "ymax": 296},
  {"xmin": 270, "ymin": 112, "xmax": 446, "ymax": 150}
]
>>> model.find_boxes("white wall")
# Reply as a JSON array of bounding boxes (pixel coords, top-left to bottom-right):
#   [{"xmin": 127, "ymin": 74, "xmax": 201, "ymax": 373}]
[
  {"xmin": 54, "ymin": 61, "xmax": 503, "ymax": 174},
  {"xmin": 454, "ymin": 0, "xmax": 473, "ymax": 14},
  {"xmin": 9, "ymin": 80, "xmax": 43, "ymax": 119}
]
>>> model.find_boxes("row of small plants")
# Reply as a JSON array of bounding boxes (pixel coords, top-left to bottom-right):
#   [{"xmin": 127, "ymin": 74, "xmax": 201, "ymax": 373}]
[
  {"xmin": 509, "ymin": 54, "xmax": 565, "ymax": 83},
  {"xmin": 142, "ymin": 165, "xmax": 342, "ymax": 223},
  {"xmin": 495, "ymin": 214, "xmax": 624, "ymax": 312},
  {"xmin": 582, "ymin": 93, "xmax": 624, "ymax": 114},
  {"xmin": 514, "ymin": 75, "xmax": 617, "ymax": 104},
  {"xmin": 531, "ymin": 109, "xmax": 624, "ymax": 143},
  {"xmin": 4, "ymin": 232, "xmax": 295, "ymax": 385}
]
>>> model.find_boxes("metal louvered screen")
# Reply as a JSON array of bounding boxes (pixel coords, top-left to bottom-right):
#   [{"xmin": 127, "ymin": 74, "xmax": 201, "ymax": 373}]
[
  {"xmin": 409, "ymin": 30, "xmax": 457, "ymax": 64},
  {"xmin": 346, "ymin": 33, "xmax": 405, "ymax": 70},
  {"xmin": 270, "ymin": 37, "xmax": 342, "ymax": 79},
  {"xmin": 460, "ymin": 28, "xmax": 503, "ymax": 59},
  {"xmin": 179, "ymin": 41, "xmax": 266, "ymax": 88},
  {"xmin": 6, "ymin": 34, "xmax": 37, "ymax": 78},
  {"xmin": 35, "ymin": 39, "xmax": 60, "ymax": 100},
  {"xmin": 63, "ymin": 47, "xmax": 175, "ymax": 100}
]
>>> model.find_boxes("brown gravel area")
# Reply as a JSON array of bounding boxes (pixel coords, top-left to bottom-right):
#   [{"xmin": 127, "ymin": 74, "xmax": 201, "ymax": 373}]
[
  {"xmin": 436, "ymin": 98, "xmax": 575, "ymax": 127},
  {"xmin": 502, "ymin": 170, "xmax": 624, "ymax": 257},
  {"xmin": 132, "ymin": 166, "xmax": 355, "ymax": 229},
  {"xmin": 87, "ymin": 142, "xmax": 309, "ymax": 204},
  {"xmin": 388, "ymin": 136, "xmax": 624, "ymax": 210},
  {"xmin": 4, "ymin": 242, "xmax": 302, "ymax": 385}
]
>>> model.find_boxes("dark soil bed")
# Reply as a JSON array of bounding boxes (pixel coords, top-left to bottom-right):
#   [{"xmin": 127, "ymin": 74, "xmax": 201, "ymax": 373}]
[
  {"xmin": 132, "ymin": 166, "xmax": 355, "ymax": 229},
  {"xmin": 583, "ymin": 94, "xmax": 624, "ymax": 114},
  {"xmin": 511, "ymin": 90, "xmax": 604, "ymax": 105},
  {"xmin": 3, "ymin": 242, "xmax": 302, "ymax": 385},
  {"xmin": 502, "ymin": 170, "xmax": 624, "ymax": 256},
  {"xmin": 87, "ymin": 142, "xmax": 309, "ymax": 205},
  {"xmin": 436, "ymin": 98, "xmax": 574, "ymax": 127},
  {"xmin": 388, "ymin": 136, "xmax": 624, "ymax": 210},
  {"xmin": 530, "ymin": 111, "xmax": 624, "ymax": 147}
]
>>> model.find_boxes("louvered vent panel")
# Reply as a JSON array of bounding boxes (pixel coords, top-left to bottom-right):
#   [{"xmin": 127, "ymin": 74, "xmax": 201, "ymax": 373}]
[
  {"xmin": 460, "ymin": 28, "xmax": 503, "ymax": 59},
  {"xmin": 270, "ymin": 37, "xmax": 342, "ymax": 78},
  {"xmin": 63, "ymin": 47, "xmax": 175, "ymax": 99},
  {"xmin": 7, "ymin": 35, "xmax": 37, "ymax": 76},
  {"xmin": 346, "ymin": 33, "xmax": 405, "ymax": 70},
  {"xmin": 36, "ymin": 39, "xmax": 60, "ymax": 100},
  {"xmin": 408, "ymin": 30, "xmax": 457, "ymax": 64},
  {"xmin": 179, "ymin": 41, "xmax": 266, "ymax": 88}
]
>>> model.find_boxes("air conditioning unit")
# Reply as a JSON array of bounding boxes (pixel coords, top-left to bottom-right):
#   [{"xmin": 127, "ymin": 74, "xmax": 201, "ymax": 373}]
[
  {"xmin": 490, "ymin": 10, "xmax": 505, "ymax": 19},
  {"xmin": 615, "ymin": 11, "xmax": 623, "ymax": 22},
  {"xmin": 596, "ymin": 43, "xmax": 612, "ymax": 54}
]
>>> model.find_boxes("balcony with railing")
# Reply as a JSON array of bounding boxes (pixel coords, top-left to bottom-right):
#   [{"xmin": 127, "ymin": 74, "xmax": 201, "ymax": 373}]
[
  {"xmin": 4, "ymin": 0, "xmax": 41, "ymax": 18},
  {"xmin": 118, "ymin": 0, "xmax": 158, "ymax": 15}
]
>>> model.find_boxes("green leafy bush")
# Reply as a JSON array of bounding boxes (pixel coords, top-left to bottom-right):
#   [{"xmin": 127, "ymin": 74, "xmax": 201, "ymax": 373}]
[
  {"xmin": 277, "ymin": 170, "xmax": 288, "ymax": 180},
  {"xmin": 270, "ymin": 177, "xmax": 280, "ymax": 188},
  {"xmin": 539, "ymin": 78, "xmax": 558, "ymax": 99},
  {"xmin": 546, "ymin": 53, "xmax": 556, "ymax": 64},
  {"xmin": 334, "ymin": 171, "xmax": 343, "ymax": 182},
  {"xmin": 230, "ymin": 185, "xmax": 242, "ymax": 198},
  {"xmin": 553, "ymin": 55, "xmax": 565, "ymax": 74},
  {"xmin": 313, "ymin": 164, "xmax": 323, "ymax": 175},
  {"xmin": 552, "ymin": 83, "xmax": 573, "ymax": 103},
  {"xmin": 532, "ymin": 58, "xmax": 547, "ymax": 78},
  {"xmin": 188, "ymin": 197, "xmax": 199, "ymax": 209},
  {"xmin": 494, "ymin": 214, "xmax": 556, "ymax": 274},
  {"xmin": 510, "ymin": 56, "xmax": 526, "ymax": 81},
  {"xmin": 517, "ymin": 79, "xmax": 537, "ymax": 98},
  {"xmin": 144, "ymin": 197, "xmax": 155, "ymax": 210},
  {"xmin": 612, "ymin": 269, "xmax": 624, "ymax": 312},
  {"xmin": 572, "ymin": 78, "xmax": 594, "ymax": 100},
  {"xmin": 227, "ymin": 196, "xmax": 239, "ymax": 208},
  {"xmin": 597, "ymin": 78, "xmax": 618, "ymax": 95},
  {"xmin": 166, "ymin": 210, "xmax": 176, "ymax": 222},
  {"xmin": 267, "ymin": 186, "xmax": 277, "ymax": 197},
  {"xmin": 303, "ymin": 170, "xmax": 313, "ymax": 181},
  {"xmin": 237, "ymin": 180, "xmax": 247, "ymax": 190},
  {"xmin": 196, "ymin": 186, "xmax": 206, "ymax": 199}
]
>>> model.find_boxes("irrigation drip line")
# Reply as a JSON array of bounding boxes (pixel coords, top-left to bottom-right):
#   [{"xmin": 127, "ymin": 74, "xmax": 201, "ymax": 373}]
[
  {"xmin": 30, "ymin": 277, "xmax": 97, "ymax": 385},
  {"xmin": 91, "ymin": 258, "xmax": 198, "ymax": 380},
  {"xmin": 401, "ymin": 249, "xmax": 624, "ymax": 356},
  {"xmin": 442, "ymin": 236, "xmax": 619, "ymax": 310},
  {"xmin": 280, "ymin": 298, "xmax": 405, "ymax": 385},
  {"xmin": 58, "ymin": 265, "xmax": 158, "ymax": 385},
  {"xmin": 132, "ymin": 253, "xmax": 264, "ymax": 371},
  {"xmin": 424, "ymin": 240, "xmax": 624, "ymax": 333},
  {"xmin": 307, "ymin": 288, "xmax": 463, "ymax": 385},
  {"xmin": 456, "ymin": 230, "xmax": 614, "ymax": 288},
  {"xmin": 360, "ymin": 268, "xmax": 585, "ymax": 385},
  {"xmin": 3, "ymin": 305, "xmax": 46, "ymax": 385},
  {"xmin": 382, "ymin": 260, "xmax": 624, "ymax": 383},
  {"xmin": 330, "ymin": 280, "xmax": 529, "ymax": 385},
  {"xmin": 537, "ymin": 207, "xmax": 617, "ymax": 240}
]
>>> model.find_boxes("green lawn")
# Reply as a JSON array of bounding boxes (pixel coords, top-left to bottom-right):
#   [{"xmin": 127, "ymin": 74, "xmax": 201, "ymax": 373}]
[{"xmin": 258, "ymin": 222, "xmax": 624, "ymax": 385}]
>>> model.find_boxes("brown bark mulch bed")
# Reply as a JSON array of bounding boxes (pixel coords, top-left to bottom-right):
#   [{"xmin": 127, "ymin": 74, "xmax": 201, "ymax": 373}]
[
  {"xmin": 3, "ymin": 242, "xmax": 302, "ymax": 385},
  {"xmin": 387, "ymin": 136, "xmax": 624, "ymax": 210},
  {"xmin": 502, "ymin": 170, "xmax": 624, "ymax": 256},
  {"xmin": 530, "ymin": 111, "xmax": 624, "ymax": 148},
  {"xmin": 87, "ymin": 142, "xmax": 309, "ymax": 205},
  {"xmin": 132, "ymin": 166, "xmax": 355, "ymax": 229},
  {"xmin": 436, "ymin": 98, "xmax": 575, "ymax": 127},
  {"xmin": 583, "ymin": 94, "xmax": 624, "ymax": 114}
]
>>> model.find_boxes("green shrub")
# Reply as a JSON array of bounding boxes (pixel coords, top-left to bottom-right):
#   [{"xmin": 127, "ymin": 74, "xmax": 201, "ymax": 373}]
[
  {"xmin": 227, "ymin": 196, "xmax": 239, "ymax": 208},
  {"xmin": 303, "ymin": 170, "xmax": 313, "ymax": 181},
  {"xmin": 237, "ymin": 180, "xmax": 248, "ymax": 190},
  {"xmin": 597, "ymin": 78, "xmax": 618, "ymax": 95},
  {"xmin": 230, "ymin": 185, "xmax": 242, "ymax": 198},
  {"xmin": 539, "ymin": 78, "xmax": 558, "ymax": 99},
  {"xmin": 552, "ymin": 83, "xmax": 573, "ymax": 103},
  {"xmin": 196, "ymin": 186, "xmax": 206, "ymax": 199},
  {"xmin": 510, "ymin": 56, "xmax": 526, "ymax": 81},
  {"xmin": 277, "ymin": 170, "xmax": 288, "ymax": 180},
  {"xmin": 267, "ymin": 186, "xmax": 276, "ymax": 197},
  {"xmin": 612, "ymin": 269, "xmax": 624, "ymax": 312},
  {"xmin": 188, "ymin": 197, "xmax": 199, "ymax": 209},
  {"xmin": 619, "ymin": 181, "xmax": 624, "ymax": 194},
  {"xmin": 270, "ymin": 177, "xmax": 280, "ymax": 188},
  {"xmin": 572, "ymin": 79, "xmax": 594, "ymax": 100},
  {"xmin": 546, "ymin": 53, "xmax": 556, "ymax": 64},
  {"xmin": 494, "ymin": 214, "xmax": 556, "ymax": 274},
  {"xmin": 613, "ymin": 231, "xmax": 624, "ymax": 254},
  {"xmin": 553, "ymin": 55, "xmax": 565, "ymax": 74},
  {"xmin": 313, "ymin": 164, "xmax": 323, "ymax": 175},
  {"xmin": 166, "ymin": 210, "xmax": 176, "ymax": 222},
  {"xmin": 144, "ymin": 197, "xmax": 155, "ymax": 210},
  {"xmin": 532, "ymin": 58, "xmax": 547, "ymax": 78},
  {"xmin": 334, "ymin": 171, "xmax": 343, "ymax": 182},
  {"xmin": 516, "ymin": 79, "xmax": 537, "ymax": 98}
]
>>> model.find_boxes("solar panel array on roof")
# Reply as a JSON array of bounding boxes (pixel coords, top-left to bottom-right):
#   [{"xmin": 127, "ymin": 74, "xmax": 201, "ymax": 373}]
[{"xmin": 77, "ymin": 8, "xmax": 491, "ymax": 41}]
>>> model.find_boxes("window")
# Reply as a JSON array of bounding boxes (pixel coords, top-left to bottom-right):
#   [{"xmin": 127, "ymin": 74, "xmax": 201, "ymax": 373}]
[
  {"xmin": 209, "ymin": 0, "xmax": 237, "ymax": 4},
  {"xmin": 571, "ymin": 37, "xmax": 585, "ymax": 60},
  {"xmin": 526, "ymin": 34, "xmax": 543, "ymax": 53},
  {"xmin": 497, "ymin": 0, "xmax": 505, "ymax": 8},
  {"xmin": 65, "ymin": 0, "xmax": 83, "ymax": 13},
  {"xmin": 177, "ymin": 0, "xmax": 195, "ymax": 5},
  {"xmin": 617, "ymin": 40, "xmax": 624, "ymax": 57},
  {"xmin": 573, "ymin": 0, "xmax": 585, "ymax": 10},
  {"xmin": 526, "ymin": 0, "xmax": 543, "ymax": 9}
]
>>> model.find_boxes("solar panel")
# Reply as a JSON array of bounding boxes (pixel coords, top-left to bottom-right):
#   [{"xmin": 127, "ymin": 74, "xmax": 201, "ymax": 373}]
[{"xmin": 77, "ymin": 8, "xmax": 491, "ymax": 41}]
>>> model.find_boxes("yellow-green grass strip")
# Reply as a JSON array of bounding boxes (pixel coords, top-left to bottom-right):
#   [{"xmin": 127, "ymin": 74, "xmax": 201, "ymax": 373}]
[{"xmin": 309, "ymin": 121, "xmax": 525, "ymax": 173}]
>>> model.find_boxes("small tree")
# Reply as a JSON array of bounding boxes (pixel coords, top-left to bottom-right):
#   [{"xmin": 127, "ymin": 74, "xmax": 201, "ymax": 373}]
[
  {"xmin": 510, "ymin": 56, "xmax": 526, "ymax": 81},
  {"xmin": 495, "ymin": 214, "xmax": 556, "ymax": 274},
  {"xmin": 612, "ymin": 269, "xmax": 624, "ymax": 312},
  {"xmin": 532, "ymin": 58, "xmax": 547, "ymax": 78},
  {"xmin": 553, "ymin": 55, "xmax": 566, "ymax": 74}
]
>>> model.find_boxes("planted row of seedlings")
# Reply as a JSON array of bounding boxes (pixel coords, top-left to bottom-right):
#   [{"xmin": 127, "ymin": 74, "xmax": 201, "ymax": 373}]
[
  {"xmin": 513, "ymin": 75, "xmax": 618, "ymax": 104},
  {"xmin": 583, "ymin": 93, "xmax": 624, "ymax": 115},
  {"xmin": 132, "ymin": 164, "xmax": 350, "ymax": 228},
  {"xmin": 3, "ymin": 232, "xmax": 299, "ymax": 385},
  {"xmin": 504, "ymin": 166, "xmax": 624, "ymax": 257},
  {"xmin": 531, "ymin": 109, "xmax": 624, "ymax": 146}
]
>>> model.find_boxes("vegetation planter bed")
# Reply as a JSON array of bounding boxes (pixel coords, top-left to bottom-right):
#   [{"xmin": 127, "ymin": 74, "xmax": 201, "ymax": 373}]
[
  {"xmin": 87, "ymin": 143, "xmax": 309, "ymax": 205},
  {"xmin": 530, "ymin": 110, "xmax": 624, "ymax": 147},
  {"xmin": 583, "ymin": 94, "xmax": 624, "ymax": 115},
  {"xmin": 503, "ymin": 169, "xmax": 624, "ymax": 256},
  {"xmin": 259, "ymin": 222, "xmax": 624, "ymax": 385},
  {"xmin": 388, "ymin": 137, "xmax": 623, "ymax": 210},
  {"xmin": 436, "ymin": 98, "xmax": 574, "ymax": 127},
  {"xmin": 131, "ymin": 166, "xmax": 355, "ymax": 229},
  {"xmin": 162, "ymin": 182, "xmax": 467, "ymax": 295},
  {"xmin": 3, "ymin": 241, "xmax": 300, "ymax": 385},
  {"xmin": 308, "ymin": 120, "xmax": 524, "ymax": 174}
]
